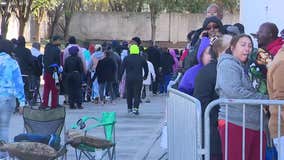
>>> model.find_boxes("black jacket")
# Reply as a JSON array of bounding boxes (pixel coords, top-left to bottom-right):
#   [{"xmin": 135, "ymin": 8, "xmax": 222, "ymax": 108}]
[
  {"xmin": 64, "ymin": 56, "xmax": 83, "ymax": 91},
  {"xmin": 193, "ymin": 60, "xmax": 221, "ymax": 155},
  {"xmin": 121, "ymin": 54, "xmax": 148, "ymax": 82},
  {"xmin": 43, "ymin": 43, "xmax": 61, "ymax": 73},
  {"xmin": 146, "ymin": 46, "xmax": 160, "ymax": 70},
  {"xmin": 160, "ymin": 52, "xmax": 174, "ymax": 75},
  {"xmin": 14, "ymin": 45, "xmax": 34, "ymax": 75},
  {"xmin": 95, "ymin": 57, "xmax": 116, "ymax": 83}
]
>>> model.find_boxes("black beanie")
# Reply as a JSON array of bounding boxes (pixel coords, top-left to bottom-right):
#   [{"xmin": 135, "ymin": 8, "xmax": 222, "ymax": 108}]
[
  {"xmin": 202, "ymin": 16, "xmax": 224, "ymax": 34},
  {"xmin": 132, "ymin": 37, "xmax": 141, "ymax": 46},
  {"xmin": 0, "ymin": 39, "xmax": 14, "ymax": 55}
]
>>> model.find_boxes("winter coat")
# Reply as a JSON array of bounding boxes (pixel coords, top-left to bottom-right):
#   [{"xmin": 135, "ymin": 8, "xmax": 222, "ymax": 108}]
[
  {"xmin": 215, "ymin": 53, "xmax": 268, "ymax": 130},
  {"xmin": 160, "ymin": 51, "xmax": 175, "ymax": 75},
  {"xmin": 95, "ymin": 57, "xmax": 116, "ymax": 83},
  {"xmin": 64, "ymin": 55, "xmax": 84, "ymax": 91},
  {"xmin": 121, "ymin": 54, "xmax": 148, "ymax": 82},
  {"xmin": 178, "ymin": 37, "xmax": 210, "ymax": 95},
  {"xmin": 267, "ymin": 46, "xmax": 284, "ymax": 138},
  {"xmin": 14, "ymin": 45, "xmax": 34, "ymax": 75},
  {"xmin": 193, "ymin": 60, "xmax": 221, "ymax": 155},
  {"xmin": 43, "ymin": 43, "xmax": 61, "ymax": 74},
  {"xmin": 63, "ymin": 44, "xmax": 86, "ymax": 73}
]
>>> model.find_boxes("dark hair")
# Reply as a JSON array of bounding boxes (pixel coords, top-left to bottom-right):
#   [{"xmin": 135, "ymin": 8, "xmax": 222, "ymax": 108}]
[
  {"xmin": 234, "ymin": 23, "xmax": 245, "ymax": 34},
  {"xmin": 187, "ymin": 30, "xmax": 195, "ymax": 41},
  {"xmin": 68, "ymin": 36, "xmax": 77, "ymax": 44},
  {"xmin": 0, "ymin": 39, "xmax": 14, "ymax": 56},
  {"xmin": 105, "ymin": 50, "xmax": 112, "ymax": 57},
  {"xmin": 83, "ymin": 41, "xmax": 90, "ymax": 49},
  {"xmin": 32, "ymin": 42, "xmax": 41, "ymax": 50},
  {"xmin": 225, "ymin": 34, "xmax": 253, "ymax": 54},
  {"xmin": 18, "ymin": 36, "xmax": 26, "ymax": 46}
]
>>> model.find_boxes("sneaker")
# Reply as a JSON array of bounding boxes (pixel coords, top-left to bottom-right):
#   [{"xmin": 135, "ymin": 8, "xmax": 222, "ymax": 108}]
[
  {"xmin": 128, "ymin": 109, "xmax": 132, "ymax": 114},
  {"xmin": 77, "ymin": 105, "xmax": 84, "ymax": 109},
  {"xmin": 145, "ymin": 99, "xmax": 151, "ymax": 103},
  {"xmin": 132, "ymin": 108, "xmax": 139, "ymax": 115}
]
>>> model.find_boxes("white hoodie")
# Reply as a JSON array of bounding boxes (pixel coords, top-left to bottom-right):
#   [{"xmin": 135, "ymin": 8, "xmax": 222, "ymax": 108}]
[{"xmin": 143, "ymin": 61, "xmax": 156, "ymax": 85}]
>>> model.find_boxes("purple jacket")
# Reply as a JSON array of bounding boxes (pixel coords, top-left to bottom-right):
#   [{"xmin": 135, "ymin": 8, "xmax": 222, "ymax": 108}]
[{"xmin": 178, "ymin": 37, "xmax": 210, "ymax": 95}]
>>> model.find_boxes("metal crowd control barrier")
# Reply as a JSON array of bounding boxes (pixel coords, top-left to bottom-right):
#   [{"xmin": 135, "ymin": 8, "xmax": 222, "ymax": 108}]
[
  {"xmin": 167, "ymin": 88, "xmax": 202, "ymax": 160},
  {"xmin": 204, "ymin": 99, "xmax": 284, "ymax": 160}
]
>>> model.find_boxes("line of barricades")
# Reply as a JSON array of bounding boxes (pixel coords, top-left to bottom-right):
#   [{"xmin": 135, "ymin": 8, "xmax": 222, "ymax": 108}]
[{"xmin": 167, "ymin": 88, "xmax": 284, "ymax": 160}]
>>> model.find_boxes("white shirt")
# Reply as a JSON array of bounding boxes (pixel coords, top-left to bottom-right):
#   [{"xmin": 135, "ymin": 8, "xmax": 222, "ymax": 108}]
[{"xmin": 143, "ymin": 61, "xmax": 156, "ymax": 85}]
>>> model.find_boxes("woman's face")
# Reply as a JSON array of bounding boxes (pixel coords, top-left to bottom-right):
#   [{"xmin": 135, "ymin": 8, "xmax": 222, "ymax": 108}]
[
  {"xmin": 231, "ymin": 37, "xmax": 253, "ymax": 63},
  {"xmin": 202, "ymin": 47, "xmax": 211, "ymax": 65},
  {"xmin": 205, "ymin": 22, "xmax": 220, "ymax": 37}
]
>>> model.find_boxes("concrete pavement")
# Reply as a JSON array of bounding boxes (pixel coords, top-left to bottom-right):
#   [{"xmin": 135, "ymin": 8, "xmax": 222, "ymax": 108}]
[{"xmin": 9, "ymin": 94, "xmax": 167, "ymax": 160}]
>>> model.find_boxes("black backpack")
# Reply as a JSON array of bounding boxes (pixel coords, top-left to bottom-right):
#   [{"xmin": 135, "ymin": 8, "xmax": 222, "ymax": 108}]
[{"xmin": 33, "ymin": 55, "xmax": 43, "ymax": 76}]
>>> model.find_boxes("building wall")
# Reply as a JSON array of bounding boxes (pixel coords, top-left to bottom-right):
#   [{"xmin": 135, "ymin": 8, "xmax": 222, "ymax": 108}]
[
  {"xmin": 2, "ymin": 12, "xmax": 239, "ymax": 42},
  {"xmin": 68, "ymin": 12, "xmax": 239, "ymax": 43}
]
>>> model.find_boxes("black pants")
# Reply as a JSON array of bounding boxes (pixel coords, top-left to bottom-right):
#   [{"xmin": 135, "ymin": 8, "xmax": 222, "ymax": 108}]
[
  {"xmin": 152, "ymin": 69, "xmax": 159, "ymax": 94},
  {"xmin": 126, "ymin": 79, "xmax": 142, "ymax": 110},
  {"xmin": 67, "ymin": 72, "xmax": 82, "ymax": 107}
]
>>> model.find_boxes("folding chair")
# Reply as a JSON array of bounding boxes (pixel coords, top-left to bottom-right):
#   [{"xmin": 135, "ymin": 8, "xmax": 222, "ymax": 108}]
[
  {"xmin": 69, "ymin": 112, "xmax": 116, "ymax": 160},
  {"xmin": 21, "ymin": 107, "xmax": 67, "ymax": 158}
]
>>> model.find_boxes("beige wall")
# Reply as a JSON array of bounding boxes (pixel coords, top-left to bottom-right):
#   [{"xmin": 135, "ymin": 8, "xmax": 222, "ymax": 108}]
[
  {"xmin": 2, "ymin": 12, "xmax": 239, "ymax": 43},
  {"xmin": 69, "ymin": 12, "xmax": 239, "ymax": 43}
]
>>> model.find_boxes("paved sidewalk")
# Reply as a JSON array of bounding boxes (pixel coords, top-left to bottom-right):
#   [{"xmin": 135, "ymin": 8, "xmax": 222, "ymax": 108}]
[{"xmin": 9, "ymin": 95, "xmax": 167, "ymax": 160}]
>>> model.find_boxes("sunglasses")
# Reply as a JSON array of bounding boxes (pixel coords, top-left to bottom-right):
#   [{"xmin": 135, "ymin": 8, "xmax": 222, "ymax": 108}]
[{"xmin": 206, "ymin": 25, "xmax": 219, "ymax": 30}]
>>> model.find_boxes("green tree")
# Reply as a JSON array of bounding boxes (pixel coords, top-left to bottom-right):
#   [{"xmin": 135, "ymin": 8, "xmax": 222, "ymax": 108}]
[
  {"xmin": 0, "ymin": 0, "xmax": 12, "ymax": 38},
  {"xmin": 32, "ymin": 0, "xmax": 60, "ymax": 41},
  {"xmin": 11, "ymin": 0, "xmax": 34, "ymax": 36}
]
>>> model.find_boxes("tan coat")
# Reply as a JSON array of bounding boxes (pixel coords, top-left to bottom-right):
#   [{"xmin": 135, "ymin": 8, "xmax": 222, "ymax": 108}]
[{"xmin": 267, "ymin": 45, "xmax": 284, "ymax": 138}]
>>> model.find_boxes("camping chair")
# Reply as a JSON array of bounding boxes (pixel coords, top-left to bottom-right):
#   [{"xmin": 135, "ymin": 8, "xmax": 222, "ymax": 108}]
[
  {"xmin": 68, "ymin": 112, "xmax": 116, "ymax": 160},
  {"xmin": 20, "ymin": 106, "xmax": 67, "ymax": 159}
]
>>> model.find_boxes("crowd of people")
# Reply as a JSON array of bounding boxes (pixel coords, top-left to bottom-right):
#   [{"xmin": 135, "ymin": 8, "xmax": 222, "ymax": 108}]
[
  {"xmin": 1, "ymin": 2, "xmax": 284, "ymax": 160},
  {"xmin": 177, "ymin": 3, "xmax": 284, "ymax": 160}
]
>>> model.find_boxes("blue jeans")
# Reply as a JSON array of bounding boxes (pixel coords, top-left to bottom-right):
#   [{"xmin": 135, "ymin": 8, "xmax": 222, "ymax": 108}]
[
  {"xmin": 0, "ymin": 97, "xmax": 15, "ymax": 158},
  {"xmin": 92, "ymin": 78, "xmax": 99, "ymax": 99},
  {"xmin": 159, "ymin": 74, "xmax": 172, "ymax": 93}
]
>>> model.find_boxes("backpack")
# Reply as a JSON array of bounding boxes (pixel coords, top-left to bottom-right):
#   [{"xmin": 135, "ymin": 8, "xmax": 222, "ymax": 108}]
[{"xmin": 33, "ymin": 55, "xmax": 43, "ymax": 76}]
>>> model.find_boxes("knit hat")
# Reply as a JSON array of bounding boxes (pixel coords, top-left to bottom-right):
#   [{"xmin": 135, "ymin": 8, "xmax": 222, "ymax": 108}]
[
  {"xmin": 69, "ymin": 46, "xmax": 79, "ymax": 56},
  {"xmin": 129, "ymin": 44, "xmax": 140, "ymax": 55},
  {"xmin": 202, "ymin": 16, "xmax": 224, "ymax": 33},
  {"xmin": 0, "ymin": 39, "xmax": 14, "ymax": 54},
  {"xmin": 132, "ymin": 37, "xmax": 141, "ymax": 46},
  {"xmin": 95, "ymin": 44, "xmax": 102, "ymax": 51}
]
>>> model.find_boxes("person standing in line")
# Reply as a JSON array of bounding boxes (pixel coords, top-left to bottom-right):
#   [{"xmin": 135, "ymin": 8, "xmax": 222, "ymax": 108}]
[
  {"xmin": 94, "ymin": 50, "xmax": 117, "ymax": 104},
  {"xmin": 121, "ymin": 44, "xmax": 148, "ymax": 115},
  {"xmin": 42, "ymin": 36, "xmax": 61, "ymax": 108},
  {"xmin": 193, "ymin": 35, "xmax": 232, "ymax": 160},
  {"xmin": 267, "ymin": 45, "xmax": 284, "ymax": 159},
  {"xmin": 142, "ymin": 54, "xmax": 156, "ymax": 103},
  {"xmin": 215, "ymin": 34, "xmax": 268, "ymax": 160},
  {"xmin": 14, "ymin": 36, "xmax": 34, "ymax": 104},
  {"xmin": 0, "ymin": 39, "xmax": 26, "ymax": 159},
  {"xmin": 64, "ymin": 46, "xmax": 84, "ymax": 109}
]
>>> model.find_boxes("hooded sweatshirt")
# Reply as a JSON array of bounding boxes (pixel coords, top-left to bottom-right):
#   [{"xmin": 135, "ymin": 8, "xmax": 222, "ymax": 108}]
[
  {"xmin": 169, "ymin": 49, "xmax": 179, "ymax": 73},
  {"xmin": 178, "ymin": 37, "xmax": 210, "ymax": 95},
  {"xmin": 121, "ymin": 45, "xmax": 148, "ymax": 82},
  {"xmin": 215, "ymin": 53, "xmax": 268, "ymax": 130}
]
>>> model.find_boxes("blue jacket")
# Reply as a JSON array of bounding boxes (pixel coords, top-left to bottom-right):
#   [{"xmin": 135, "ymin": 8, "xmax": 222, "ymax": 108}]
[{"xmin": 0, "ymin": 52, "xmax": 26, "ymax": 107}]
